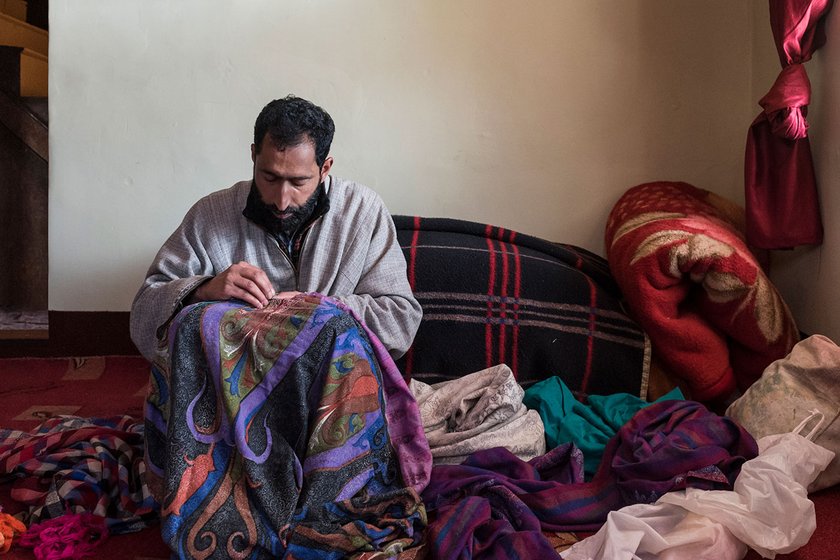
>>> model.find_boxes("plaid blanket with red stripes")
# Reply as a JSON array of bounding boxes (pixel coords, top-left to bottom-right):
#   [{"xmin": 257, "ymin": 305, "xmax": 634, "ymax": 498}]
[{"xmin": 393, "ymin": 216, "xmax": 649, "ymax": 397}]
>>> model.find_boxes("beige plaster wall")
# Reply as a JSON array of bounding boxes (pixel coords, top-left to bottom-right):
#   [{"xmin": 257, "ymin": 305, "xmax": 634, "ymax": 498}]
[{"xmin": 49, "ymin": 0, "xmax": 756, "ymax": 311}]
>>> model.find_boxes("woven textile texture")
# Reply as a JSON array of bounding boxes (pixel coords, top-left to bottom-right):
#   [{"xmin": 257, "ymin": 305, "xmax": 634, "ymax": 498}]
[{"xmin": 393, "ymin": 216, "xmax": 650, "ymax": 397}]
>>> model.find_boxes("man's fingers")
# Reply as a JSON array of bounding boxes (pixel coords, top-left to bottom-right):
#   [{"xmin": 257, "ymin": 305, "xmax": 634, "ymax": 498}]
[
  {"xmin": 231, "ymin": 276, "xmax": 270, "ymax": 307},
  {"xmin": 192, "ymin": 262, "xmax": 278, "ymax": 308},
  {"xmin": 233, "ymin": 263, "xmax": 275, "ymax": 300},
  {"xmin": 227, "ymin": 285, "xmax": 264, "ymax": 309}
]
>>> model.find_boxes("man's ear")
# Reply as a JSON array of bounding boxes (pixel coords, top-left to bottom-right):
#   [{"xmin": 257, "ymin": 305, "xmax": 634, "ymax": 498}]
[
  {"xmin": 250, "ymin": 143, "xmax": 256, "ymax": 163},
  {"xmin": 320, "ymin": 156, "xmax": 334, "ymax": 181}
]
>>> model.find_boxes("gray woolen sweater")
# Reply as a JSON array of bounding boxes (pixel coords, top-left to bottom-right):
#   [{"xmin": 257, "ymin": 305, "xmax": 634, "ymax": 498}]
[{"xmin": 129, "ymin": 176, "xmax": 422, "ymax": 362}]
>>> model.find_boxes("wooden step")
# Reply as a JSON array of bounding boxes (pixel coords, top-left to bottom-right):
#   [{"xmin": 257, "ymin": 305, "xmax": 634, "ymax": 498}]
[
  {"xmin": 0, "ymin": 85, "xmax": 48, "ymax": 160},
  {"xmin": 0, "ymin": 45, "xmax": 47, "ymax": 107},
  {"xmin": 0, "ymin": 310, "xmax": 48, "ymax": 340},
  {"xmin": 22, "ymin": 95, "xmax": 46, "ymax": 124},
  {"xmin": 19, "ymin": 46, "xmax": 45, "ymax": 96},
  {"xmin": 0, "ymin": 11, "xmax": 47, "ymax": 56},
  {"xmin": 0, "ymin": 0, "xmax": 27, "ymax": 23}
]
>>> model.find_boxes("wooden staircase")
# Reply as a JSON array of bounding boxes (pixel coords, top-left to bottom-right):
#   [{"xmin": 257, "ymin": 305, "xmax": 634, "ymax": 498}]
[
  {"xmin": 0, "ymin": 10, "xmax": 46, "ymax": 96},
  {"xmin": 0, "ymin": 0, "xmax": 48, "ymax": 339}
]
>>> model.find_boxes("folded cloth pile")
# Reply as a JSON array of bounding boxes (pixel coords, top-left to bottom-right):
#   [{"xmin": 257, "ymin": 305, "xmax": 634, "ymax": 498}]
[
  {"xmin": 410, "ymin": 364, "xmax": 546, "ymax": 464},
  {"xmin": 420, "ymin": 399, "xmax": 758, "ymax": 559},
  {"xmin": 524, "ymin": 376, "xmax": 683, "ymax": 478}
]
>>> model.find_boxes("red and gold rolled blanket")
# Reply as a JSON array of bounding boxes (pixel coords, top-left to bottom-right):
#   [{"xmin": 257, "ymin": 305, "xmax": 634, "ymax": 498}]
[{"xmin": 605, "ymin": 181, "xmax": 799, "ymax": 403}]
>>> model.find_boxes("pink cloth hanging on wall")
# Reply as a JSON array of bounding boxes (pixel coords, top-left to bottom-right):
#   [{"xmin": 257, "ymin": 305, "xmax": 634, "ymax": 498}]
[{"xmin": 744, "ymin": 0, "xmax": 834, "ymax": 249}]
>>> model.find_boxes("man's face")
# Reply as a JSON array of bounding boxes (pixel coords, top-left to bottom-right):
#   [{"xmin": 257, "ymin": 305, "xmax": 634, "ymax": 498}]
[{"xmin": 251, "ymin": 134, "xmax": 332, "ymax": 217}]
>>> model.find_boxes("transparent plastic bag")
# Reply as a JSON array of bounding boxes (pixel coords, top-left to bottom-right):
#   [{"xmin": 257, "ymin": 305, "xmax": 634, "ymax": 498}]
[
  {"xmin": 560, "ymin": 502, "xmax": 746, "ymax": 560},
  {"xmin": 562, "ymin": 412, "xmax": 834, "ymax": 560},
  {"xmin": 660, "ymin": 414, "xmax": 834, "ymax": 558}
]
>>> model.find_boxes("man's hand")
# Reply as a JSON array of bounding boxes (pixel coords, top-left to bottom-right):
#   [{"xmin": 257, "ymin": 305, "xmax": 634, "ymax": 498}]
[{"xmin": 191, "ymin": 261, "xmax": 275, "ymax": 308}]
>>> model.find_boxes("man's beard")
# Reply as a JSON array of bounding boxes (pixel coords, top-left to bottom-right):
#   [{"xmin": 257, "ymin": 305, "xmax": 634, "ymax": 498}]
[{"xmin": 257, "ymin": 183, "xmax": 322, "ymax": 238}]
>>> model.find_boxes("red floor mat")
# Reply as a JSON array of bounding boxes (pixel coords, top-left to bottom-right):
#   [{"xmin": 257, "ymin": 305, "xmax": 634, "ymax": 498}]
[{"xmin": 2, "ymin": 356, "xmax": 839, "ymax": 559}]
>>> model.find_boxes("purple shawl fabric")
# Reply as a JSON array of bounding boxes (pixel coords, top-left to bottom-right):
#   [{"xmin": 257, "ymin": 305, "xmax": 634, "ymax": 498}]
[
  {"xmin": 144, "ymin": 294, "xmax": 431, "ymax": 559},
  {"xmin": 327, "ymin": 296, "xmax": 432, "ymax": 493},
  {"xmin": 421, "ymin": 400, "xmax": 758, "ymax": 559}
]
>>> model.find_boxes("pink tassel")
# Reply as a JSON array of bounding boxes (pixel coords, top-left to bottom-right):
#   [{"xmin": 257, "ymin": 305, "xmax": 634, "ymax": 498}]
[{"xmin": 18, "ymin": 513, "xmax": 108, "ymax": 560}]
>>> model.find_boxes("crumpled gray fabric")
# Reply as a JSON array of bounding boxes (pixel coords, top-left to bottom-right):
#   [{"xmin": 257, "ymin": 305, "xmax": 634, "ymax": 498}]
[{"xmin": 409, "ymin": 364, "xmax": 546, "ymax": 464}]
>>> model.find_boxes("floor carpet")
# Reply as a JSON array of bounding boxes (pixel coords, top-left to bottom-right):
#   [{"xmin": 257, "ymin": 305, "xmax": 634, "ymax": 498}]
[{"xmin": 1, "ymin": 355, "xmax": 838, "ymax": 559}]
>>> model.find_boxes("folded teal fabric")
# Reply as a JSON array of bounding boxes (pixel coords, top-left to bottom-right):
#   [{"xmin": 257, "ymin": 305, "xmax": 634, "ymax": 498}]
[{"xmin": 524, "ymin": 377, "xmax": 683, "ymax": 478}]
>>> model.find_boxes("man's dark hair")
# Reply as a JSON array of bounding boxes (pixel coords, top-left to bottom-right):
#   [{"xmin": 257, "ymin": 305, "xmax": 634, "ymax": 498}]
[{"xmin": 253, "ymin": 95, "xmax": 335, "ymax": 168}]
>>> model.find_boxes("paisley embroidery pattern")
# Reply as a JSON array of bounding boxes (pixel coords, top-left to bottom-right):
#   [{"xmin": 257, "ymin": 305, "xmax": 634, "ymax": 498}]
[{"xmin": 144, "ymin": 294, "xmax": 425, "ymax": 558}]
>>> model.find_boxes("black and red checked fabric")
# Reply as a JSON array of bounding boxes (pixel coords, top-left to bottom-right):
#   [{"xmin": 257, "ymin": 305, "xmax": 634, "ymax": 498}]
[{"xmin": 393, "ymin": 216, "xmax": 649, "ymax": 397}]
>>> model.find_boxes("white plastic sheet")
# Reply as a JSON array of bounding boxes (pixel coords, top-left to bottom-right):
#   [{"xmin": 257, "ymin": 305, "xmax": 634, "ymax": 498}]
[
  {"xmin": 560, "ymin": 502, "xmax": 746, "ymax": 559},
  {"xmin": 660, "ymin": 429, "xmax": 834, "ymax": 558},
  {"xmin": 562, "ymin": 423, "xmax": 834, "ymax": 560}
]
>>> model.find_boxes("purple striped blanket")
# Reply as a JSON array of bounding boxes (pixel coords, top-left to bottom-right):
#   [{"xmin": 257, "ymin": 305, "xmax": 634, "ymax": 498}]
[{"xmin": 420, "ymin": 399, "xmax": 758, "ymax": 559}]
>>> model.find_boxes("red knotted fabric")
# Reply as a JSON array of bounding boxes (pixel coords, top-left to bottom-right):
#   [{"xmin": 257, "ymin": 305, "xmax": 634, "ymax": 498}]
[{"xmin": 744, "ymin": 0, "xmax": 833, "ymax": 249}]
